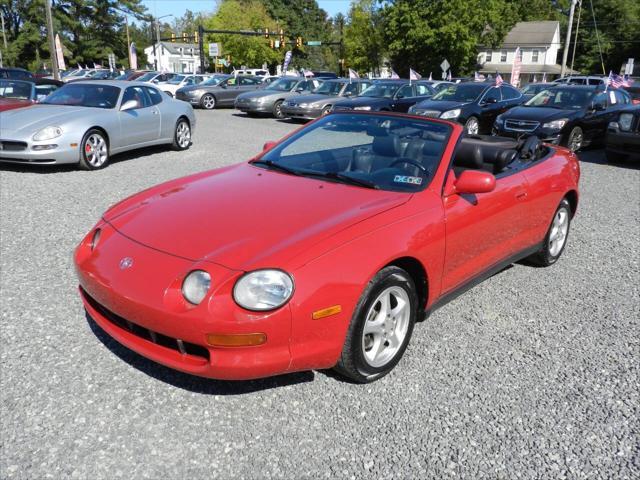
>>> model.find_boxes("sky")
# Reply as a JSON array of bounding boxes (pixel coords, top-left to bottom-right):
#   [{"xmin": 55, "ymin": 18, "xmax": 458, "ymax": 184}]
[{"xmin": 141, "ymin": 0, "xmax": 352, "ymax": 20}]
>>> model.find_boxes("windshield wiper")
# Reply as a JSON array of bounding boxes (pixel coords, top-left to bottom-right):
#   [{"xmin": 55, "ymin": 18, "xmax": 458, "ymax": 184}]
[
  {"xmin": 303, "ymin": 171, "xmax": 379, "ymax": 189},
  {"xmin": 251, "ymin": 159, "xmax": 301, "ymax": 176}
]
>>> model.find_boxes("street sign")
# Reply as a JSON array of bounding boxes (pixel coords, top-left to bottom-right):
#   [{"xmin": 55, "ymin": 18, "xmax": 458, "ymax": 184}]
[
  {"xmin": 275, "ymin": 40, "xmax": 280, "ymax": 49},
  {"xmin": 208, "ymin": 43, "xmax": 220, "ymax": 57},
  {"xmin": 217, "ymin": 58, "xmax": 228, "ymax": 66},
  {"xmin": 306, "ymin": 41, "xmax": 321, "ymax": 46},
  {"xmin": 440, "ymin": 59, "xmax": 450, "ymax": 72},
  {"xmin": 625, "ymin": 58, "xmax": 635, "ymax": 75}
]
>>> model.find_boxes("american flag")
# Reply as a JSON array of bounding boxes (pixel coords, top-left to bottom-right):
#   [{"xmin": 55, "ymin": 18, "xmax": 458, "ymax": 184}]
[
  {"xmin": 409, "ymin": 68, "xmax": 422, "ymax": 81},
  {"xmin": 390, "ymin": 69, "xmax": 399, "ymax": 79},
  {"xmin": 495, "ymin": 73, "xmax": 504, "ymax": 86},
  {"xmin": 606, "ymin": 71, "xmax": 633, "ymax": 89},
  {"xmin": 348, "ymin": 68, "xmax": 359, "ymax": 80}
]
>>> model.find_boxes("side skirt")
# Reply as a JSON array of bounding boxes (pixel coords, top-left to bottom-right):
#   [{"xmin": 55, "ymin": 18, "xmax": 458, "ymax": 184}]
[{"xmin": 424, "ymin": 242, "xmax": 543, "ymax": 318}]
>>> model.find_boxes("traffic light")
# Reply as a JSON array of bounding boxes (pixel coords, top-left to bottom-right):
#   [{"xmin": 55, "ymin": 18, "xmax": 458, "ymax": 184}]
[
  {"xmin": 269, "ymin": 39, "xmax": 275, "ymax": 49},
  {"xmin": 279, "ymin": 29, "xmax": 284, "ymax": 47},
  {"xmin": 264, "ymin": 28, "xmax": 269, "ymax": 39},
  {"xmin": 171, "ymin": 33, "xmax": 176, "ymax": 42},
  {"xmin": 296, "ymin": 37, "xmax": 302, "ymax": 48},
  {"xmin": 182, "ymin": 32, "xmax": 188, "ymax": 42}
]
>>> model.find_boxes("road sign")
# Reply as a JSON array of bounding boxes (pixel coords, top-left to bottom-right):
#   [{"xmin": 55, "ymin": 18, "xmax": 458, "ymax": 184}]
[
  {"xmin": 208, "ymin": 43, "xmax": 220, "ymax": 57},
  {"xmin": 440, "ymin": 59, "xmax": 450, "ymax": 72},
  {"xmin": 306, "ymin": 41, "xmax": 322, "ymax": 46},
  {"xmin": 275, "ymin": 40, "xmax": 280, "ymax": 49},
  {"xmin": 625, "ymin": 58, "xmax": 635, "ymax": 75}
]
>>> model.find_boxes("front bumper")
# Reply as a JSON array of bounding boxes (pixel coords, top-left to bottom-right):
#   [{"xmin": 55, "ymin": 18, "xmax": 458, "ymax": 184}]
[
  {"xmin": 75, "ymin": 223, "xmax": 293, "ymax": 380},
  {"xmin": 493, "ymin": 125, "xmax": 563, "ymax": 144},
  {"xmin": 234, "ymin": 100, "xmax": 273, "ymax": 113},
  {"xmin": 0, "ymin": 134, "xmax": 81, "ymax": 164},
  {"xmin": 281, "ymin": 105, "xmax": 323, "ymax": 119},
  {"xmin": 175, "ymin": 91, "xmax": 201, "ymax": 106},
  {"xmin": 606, "ymin": 126, "xmax": 640, "ymax": 156}
]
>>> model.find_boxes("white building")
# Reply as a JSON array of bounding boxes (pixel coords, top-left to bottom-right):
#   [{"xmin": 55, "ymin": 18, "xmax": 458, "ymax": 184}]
[
  {"xmin": 478, "ymin": 21, "xmax": 578, "ymax": 84},
  {"xmin": 144, "ymin": 42, "xmax": 201, "ymax": 73}
]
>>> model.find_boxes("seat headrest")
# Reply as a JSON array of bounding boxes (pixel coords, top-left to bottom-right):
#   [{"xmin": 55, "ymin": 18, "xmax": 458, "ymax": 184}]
[
  {"xmin": 490, "ymin": 149, "xmax": 517, "ymax": 172},
  {"xmin": 372, "ymin": 135, "xmax": 400, "ymax": 157},
  {"xmin": 453, "ymin": 142, "xmax": 483, "ymax": 169},
  {"xmin": 422, "ymin": 139, "xmax": 442, "ymax": 157}
]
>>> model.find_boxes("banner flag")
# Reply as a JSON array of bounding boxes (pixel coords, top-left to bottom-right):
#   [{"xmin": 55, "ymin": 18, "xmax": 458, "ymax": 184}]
[
  {"xmin": 390, "ymin": 69, "xmax": 399, "ymax": 79},
  {"xmin": 55, "ymin": 34, "xmax": 66, "ymax": 71},
  {"xmin": 510, "ymin": 47, "xmax": 522, "ymax": 87},
  {"xmin": 129, "ymin": 43, "xmax": 137, "ymax": 70}
]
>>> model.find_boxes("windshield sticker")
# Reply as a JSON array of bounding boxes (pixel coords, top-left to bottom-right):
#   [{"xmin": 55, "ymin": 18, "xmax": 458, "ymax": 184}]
[{"xmin": 394, "ymin": 175, "xmax": 423, "ymax": 185}]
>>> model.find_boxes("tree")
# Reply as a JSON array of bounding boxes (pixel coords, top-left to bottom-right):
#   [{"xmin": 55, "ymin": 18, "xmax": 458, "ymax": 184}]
[
  {"xmin": 205, "ymin": 0, "xmax": 282, "ymax": 71},
  {"xmin": 343, "ymin": 0, "xmax": 383, "ymax": 74},
  {"xmin": 381, "ymin": 0, "xmax": 517, "ymax": 77}
]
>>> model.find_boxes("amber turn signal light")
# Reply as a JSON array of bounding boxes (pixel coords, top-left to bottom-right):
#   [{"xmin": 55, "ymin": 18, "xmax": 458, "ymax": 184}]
[
  {"xmin": 206, "ymin": 333, "xmax": 266, "ymax": 347},
  {"xmin": 312, "ymin": 305, "xmax": 342, "ymax": 320}
]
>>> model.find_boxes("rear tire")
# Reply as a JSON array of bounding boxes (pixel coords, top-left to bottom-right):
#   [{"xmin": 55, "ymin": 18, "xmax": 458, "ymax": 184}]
[
  {"xmin": 78, "ymin": 129, "xmax": 109, "ymax": 170},
  {"xmin": 334, "ymin": 266, "xmax": 418, "ymax": 383},
  {"xmin": 527, "ymin": 198, "xmax": 572, "ymax": 267},
  {"xmin": 172, "ymin": 118, "xmax": 191, "ymax": 151},
  {"xmin": 200, "ymin": 94, "xmax": 216, "ymax": 110}
]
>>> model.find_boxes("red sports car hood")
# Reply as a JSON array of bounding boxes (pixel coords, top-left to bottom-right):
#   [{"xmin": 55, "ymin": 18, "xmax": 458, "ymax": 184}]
[
  {"xmin": 0, "ymin": 98, "xmax": 33, "ymax": 112},
  {"xmin": 105, "ymin": 163, "xmax": 409, "ymax": 270}
]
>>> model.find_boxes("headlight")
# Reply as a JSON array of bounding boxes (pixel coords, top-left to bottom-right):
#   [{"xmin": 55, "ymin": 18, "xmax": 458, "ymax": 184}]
[
  {"xmin": 440, "ymin": 109, "xmax": 461, "ymax": 119},
  {"xmin": 542, "ymin": 118, "xmax": 568, "ymax": 130},
  {"xmin": 618, "ymin": 113, "xmax": 634, "ymax": 131},
  {"xmin": 33, "ymin": 126, "xmax": 63, "ymax": 141},
  {"xmin": 182, "ymin": 270, "xmax": 211, "ymax": 305},
  {"xmin": 354, "ymin": 106, "xmax": 372, "ymax": 111},
  {"xmin": 233, "ymin": 269, "xmax": 294, "ymax": 311},
  {"xmin": 299, "ymin": 103, "xmax": 309, "ymax": 108}
]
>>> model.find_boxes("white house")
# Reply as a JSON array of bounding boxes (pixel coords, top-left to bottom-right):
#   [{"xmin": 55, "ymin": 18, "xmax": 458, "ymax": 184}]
[
  {"xmin": 478, "ymin": 21, "xmax": 578, "ymax": 84},
  {"xmin": 144, "ymin": 42, "xmax": 201, "ymax": 73}
]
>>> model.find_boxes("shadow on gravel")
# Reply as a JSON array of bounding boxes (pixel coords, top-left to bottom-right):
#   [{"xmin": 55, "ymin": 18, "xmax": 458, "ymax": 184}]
[
  {"xmin": 577, "ymin": 148, "xmax": 640, "ymax": 171},
  {"xmin": 86, "ymin": 313, "xmax": 314, "ymax": 394}
]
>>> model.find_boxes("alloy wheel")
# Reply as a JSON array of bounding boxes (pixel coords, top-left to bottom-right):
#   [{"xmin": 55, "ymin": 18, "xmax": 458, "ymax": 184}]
[
  {"xmin": 465, "ymin": 117, "xmax": 479, "ymax": 135},
  {"xmin": 176, "ymin": 121, "xmax": 191, "ymax": 148},
  {"xmin": 84, "ymin": 134, "xmax": 108, "ymax": 167},
  {"xmin": 549, "ymin": 208, "xmax": 569, "ymax": 256}
]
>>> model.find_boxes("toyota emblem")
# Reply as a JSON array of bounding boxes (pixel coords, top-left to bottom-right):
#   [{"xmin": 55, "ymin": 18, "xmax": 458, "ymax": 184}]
[{"xmin": 119, "ymin": 257, "xmax": 134, "ymax": 270}]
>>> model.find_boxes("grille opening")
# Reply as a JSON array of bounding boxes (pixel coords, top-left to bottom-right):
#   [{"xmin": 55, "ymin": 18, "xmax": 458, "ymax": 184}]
[{"xmin": 81, "ymin": 288, "xmax": 210, "ymax": 361}]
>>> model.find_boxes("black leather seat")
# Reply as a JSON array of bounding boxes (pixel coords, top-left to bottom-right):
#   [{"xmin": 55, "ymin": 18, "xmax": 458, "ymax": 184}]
[
  {"xmin": 454, "ymin": 136, "xmax": 518, "ymax": 175},
  {"xmin": 349, "ymin": 135, "xmax": 400, "ymax": 173},
  {"xmin": 452, "ymin": 141, "xmax": 484, "ymax": 175}
]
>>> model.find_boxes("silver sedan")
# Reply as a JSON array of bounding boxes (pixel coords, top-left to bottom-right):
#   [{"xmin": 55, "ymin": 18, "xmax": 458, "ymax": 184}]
[
  {"xmin": 234, "ymin": 77, "xmax": 322, "ymax": 118},
  {"xmin": 0, "ymin": 80, "xmax": 195, "ymax": 170}
]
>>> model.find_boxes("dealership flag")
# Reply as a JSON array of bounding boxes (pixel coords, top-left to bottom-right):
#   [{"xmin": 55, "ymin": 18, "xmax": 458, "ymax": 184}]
[
  {"xmin": 348, "ymin": 68, "xmax": 359, "ymax": 83},
  {"xmin": 510, "ymin": 47, "xmax": 522, "ymax": 87},
  {"xmin": 428, "ymin": 72, "xmax": 432, "ymax": 81},
  {"xmin": 447, "ymin": 70, "xmax": 452, "ymax": 81},
  {"xmin": 390, "ymin": 69, "xmax": 399, "ymax": 79},
  {"xmin": 474, "ymin": 71, "xmax": 485, "ymax": 82},
  {"xmin": 409, "ymin": 68, "xmax": 422, "ymax": 81},
  {"xmin": 129, "ymin": 42, "xmax": 137, "ymax": 70},
  {"xmin": 282, "ymin": 50, "xmax": 293, "ymax": 74},
  {"xmin": 55, "ymin": 34, "xmax": 66, "ymax": 71},
  {"xmin": 495, "ymin": 73, "xmax": 504, "ymax": 86},
  {"xmin": 542, "ymin": 72, "xmax": 547, "ymax": 82}
]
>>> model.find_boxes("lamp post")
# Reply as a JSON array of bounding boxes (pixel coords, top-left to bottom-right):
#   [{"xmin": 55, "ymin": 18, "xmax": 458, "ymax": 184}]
[{"xmin": 152, "ymin": 14, "xmax": 173, "ymax": 71}]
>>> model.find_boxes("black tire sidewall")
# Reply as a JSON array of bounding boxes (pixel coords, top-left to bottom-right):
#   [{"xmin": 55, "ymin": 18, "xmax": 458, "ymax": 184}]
[
  {"xmin": 79, "ymin": 129, "xmax": 108, "ymax": 170},
  {"xmin": 347, "ymin": 267, "xmax": 418, "ymax": 381},
  {"xmin": 541, "ymin": 199, "xmax": 572, "ymax": 265}
]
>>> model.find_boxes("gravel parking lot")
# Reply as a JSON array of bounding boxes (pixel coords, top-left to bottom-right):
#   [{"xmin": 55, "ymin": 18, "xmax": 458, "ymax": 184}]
[{"xmin": 1, "ymin": 109, "xmax": 639, "ymax": 479}]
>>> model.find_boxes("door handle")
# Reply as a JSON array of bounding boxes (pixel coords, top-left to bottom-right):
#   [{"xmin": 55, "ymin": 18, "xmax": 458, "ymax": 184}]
[
  {"xmin": 153, "ymin": 109, "xmax": 159, "ymax": 115},
  {"xmin": 516, "ymin": 191, "xmax": 527, "ymax": 200}
]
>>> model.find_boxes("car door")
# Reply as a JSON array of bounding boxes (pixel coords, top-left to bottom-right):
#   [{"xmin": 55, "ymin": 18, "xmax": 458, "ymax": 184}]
[
  {"xmin": 440, "ymin": 165, "xmax": 531, "ymax": 294},
  {"xmin": 118, "ymin": 86, "xmax": 160, "ymax": 147},
  {"xmin": 237, "ymin": 76, "xmax": 262, "ymax": 97},
  {"xmin": 142, "ymin": 86, "xmax": 165, "ymax": 139},
  {"xmin": 216, "ymin": 77, "xmax": 239, "ymax": 105},
  {"xmin": 581, "ymin": 92, "xmax": 610, "ymax": 143},
  {"xmin": 500, "ymin": 85, "xmax": 524, "ymax": 109},
  {"xmin": 390, "ymin": 84, "xmax": 416, "ymax": 112},
  {"xmin": 478, "ymin": 86, "xmax": 503, "ymax": 132}
]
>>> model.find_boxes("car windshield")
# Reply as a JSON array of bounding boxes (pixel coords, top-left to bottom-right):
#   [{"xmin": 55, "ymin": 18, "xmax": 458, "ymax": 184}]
[
  {"xmin": 266, "ymin": 78, "xmax": 300, "ymax": 91},
  {"xmin": 526, "ymin": 88, "xmax": 592, "ymax": 109},
  {"xmin": 255, "ymin": 113, "xmax": 451, "ymax": 192},
  {"xmin": 522, "ymin": 84, "xmax": 547, "ymax": 95},
  {"xmin": 359, "ymin": 83, "xmax": 403, "ymax": 99},
  {"xmin": 314, "ymin": 81, "xmax": 345, "ymax": 95},
  {"xmin": 0, "ymin": 80, "xmax": 32, "ymax": 100},
  {"xmin": 41, "ymin": 84, "xmax": 120, "ymax": 109},
  {"xmin": 201, "ymin": 76, "xmax": 225, "ymax": 86},
  {"xmin": 136, "ymin": 72, "xmax": 158, "ymax": 82},
  {"xmin": 431, "ymin": 83, "xmax": 486, "ymax": 102},
  {"xmin": 167, "ymin": 75, "xmax": 186, "ymax": 84}
]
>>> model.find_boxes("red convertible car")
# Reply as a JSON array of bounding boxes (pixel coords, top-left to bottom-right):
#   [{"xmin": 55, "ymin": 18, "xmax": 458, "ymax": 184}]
[{"xmin": 75, "ymin": 112, "xmax": 579, "ymax": 383}]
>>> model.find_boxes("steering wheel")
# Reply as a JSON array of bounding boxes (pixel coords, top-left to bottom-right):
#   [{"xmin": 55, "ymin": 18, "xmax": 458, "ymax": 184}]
[{"xmin": 390, "ymin": 158, "xmax": 428, "ymax": 173}]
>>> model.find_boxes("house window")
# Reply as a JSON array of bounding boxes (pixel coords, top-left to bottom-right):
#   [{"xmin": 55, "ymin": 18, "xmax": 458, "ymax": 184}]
[
  {"xmin": 486, "ymin": 51, "xmax": 492, "ymax": 63},
  {"xmin": 500, "ymin": 51, "xmax": 507, "ymax": 62},
  {"xmin": 532, "ymin": 50, "xmax": 539, "ymax": 63}
]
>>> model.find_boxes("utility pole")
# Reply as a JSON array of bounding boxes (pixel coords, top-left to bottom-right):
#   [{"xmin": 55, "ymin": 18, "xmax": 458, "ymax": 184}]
[
  {"xmin": 1, "ymin": 12, "xmax": 8, "ymax": 50},
  {"xmin": 125, "ymin": 16, "xmax": 131, "ymax": 68},
  {"xmin": 560, "ymin": 0, "xmax": 578, "ymax": 78},
  {"xmin": 44, "ymin": 0, "xmax": 60, "ymax": 79}
]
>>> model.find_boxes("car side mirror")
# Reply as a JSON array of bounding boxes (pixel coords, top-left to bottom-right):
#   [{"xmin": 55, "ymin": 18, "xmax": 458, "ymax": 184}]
[
  {"xmin": 483, "ymin": 97, "xmax": 498, "ymax": 105},
  {"xmin": 344, "ymin": 91, "xmax": 353, "ymax": 97},
  {"xmin": 453, "ymin": 170, "xmax": 496, "ymax": 195},
  {"xmin": 263, "ymin": 141, "xmax": 277, "ymax": 151},
  {"xmin": 120, "ymin": 99, "xmax": 138, "ymax": 111},
  {"xmin": 220, "ymin": 83, "xmax": 227, "ymax": 88},
  {"xmin": 152, "ymin": 79, "xmax": 159, "ymax": 84},
  {"xmin": 592, "ymin": 102, "xmax": 605, "ymax": 111}
]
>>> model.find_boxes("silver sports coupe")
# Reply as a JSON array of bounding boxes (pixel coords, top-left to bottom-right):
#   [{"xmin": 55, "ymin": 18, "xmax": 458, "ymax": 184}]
[
  {"xmin": 0, "ymin": 80, "xmax": 195, "ymax": 170},
  {"xmin": 234, "ymin": 77, "xmax": 323, "ymax": 118}
]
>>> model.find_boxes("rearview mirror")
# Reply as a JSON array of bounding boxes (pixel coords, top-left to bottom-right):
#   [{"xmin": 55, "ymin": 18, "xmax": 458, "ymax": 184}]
[
  {"xmin": 454, "ymin": 170, "xmax": 496, "ymax": 195},
  {"xmin": 263, "ymin": 141, "xmax": 277, "ymax": 151},
  {"xmin": 120, "ymin": 99, "xmax": 139, "ymax": 111}
]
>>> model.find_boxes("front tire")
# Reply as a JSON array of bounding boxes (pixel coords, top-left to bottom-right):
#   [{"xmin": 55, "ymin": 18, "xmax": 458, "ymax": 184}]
[
  {"xmin": 527, "ymin": 198, "xmax": 572, "ymax": 267},
  {"xmin": 464, "ymin": 116, "xmax": 480, "ymax": 135},
  {"xmin": 200, "ymin": 94, "xmax": 216, "ymax": 110},
  {"xmin": 79, "ymin": 129, "xmax": 109, "ymax": 170},
  {"xmin": 172, "ymin": 118, "xmax": 191, "ymax": 151},
  {"xmin": 564, "ymin": 126, "xmax": 583, "ymax": 152},
  {"xmin": 334, "ymin": 266, "xmax": 418, "ymax": 383},
  {"xmin": 272, "ymin": 100, "xmax": 285, "ymax": 119}
]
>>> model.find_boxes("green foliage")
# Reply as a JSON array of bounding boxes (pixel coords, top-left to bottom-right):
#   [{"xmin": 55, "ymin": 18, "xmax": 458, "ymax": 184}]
[{"xmin": 343, "ymin": 0, "xmax": 383, "ymax": 74}]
